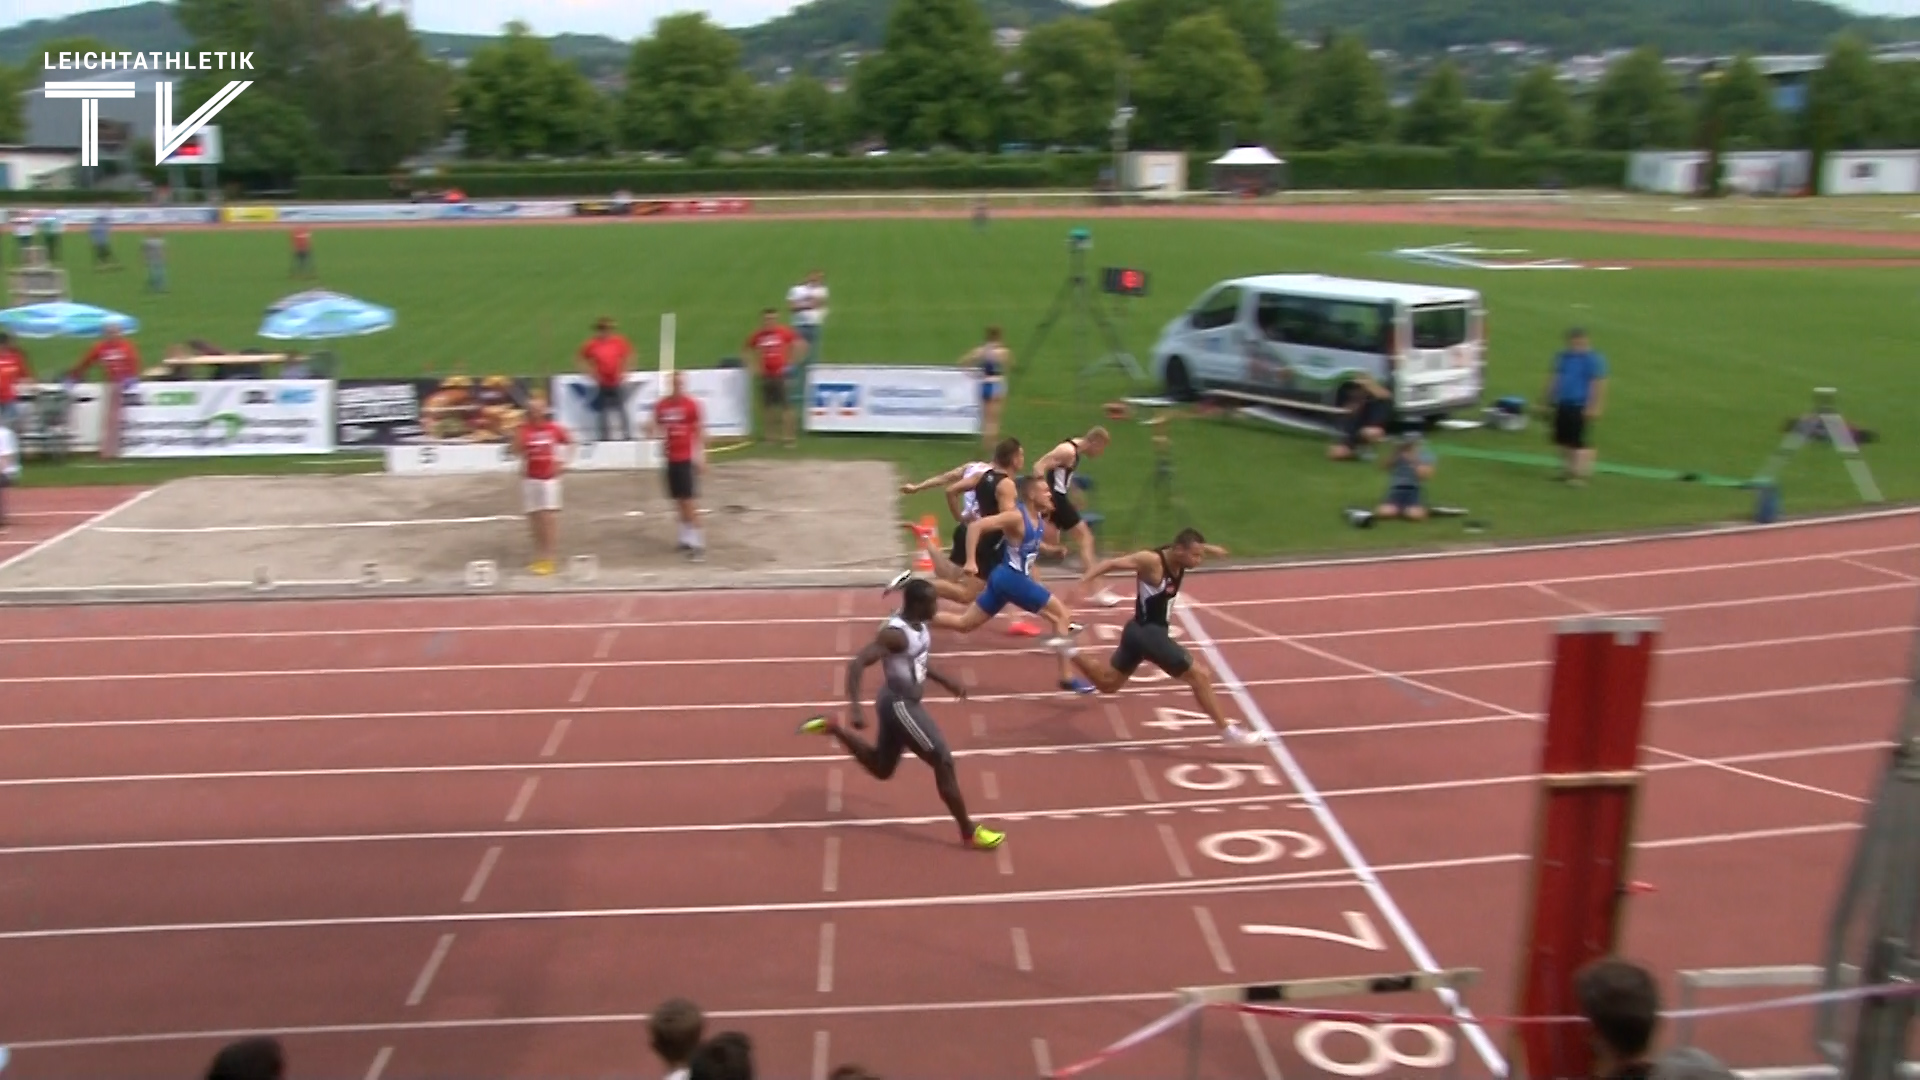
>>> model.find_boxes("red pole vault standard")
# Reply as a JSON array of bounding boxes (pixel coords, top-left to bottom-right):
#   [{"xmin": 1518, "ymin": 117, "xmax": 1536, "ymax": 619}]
[{"xmin": 1514, "ymin": 616, "xmax": 1661, "ymax": 1079}]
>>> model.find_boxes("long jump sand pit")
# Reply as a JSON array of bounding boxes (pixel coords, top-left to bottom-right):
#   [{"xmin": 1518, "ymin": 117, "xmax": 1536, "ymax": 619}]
[{"xmin": 0, "ymin": 459, "xmax": 905, "ymax": 603}]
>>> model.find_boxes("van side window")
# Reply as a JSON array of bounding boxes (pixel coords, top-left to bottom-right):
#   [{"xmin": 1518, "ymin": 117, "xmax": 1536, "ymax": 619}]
[
  {"xmin": 1255, "ymin": 293, "xmax": 1289, "ymax": 340},
  {"xmin": 1191, "ymin": 286, "xmax": 1241, "ymax": 331},
  {"xmin": 1267, "ymin": 296, "xmax": 1390, "ymax": 353}
]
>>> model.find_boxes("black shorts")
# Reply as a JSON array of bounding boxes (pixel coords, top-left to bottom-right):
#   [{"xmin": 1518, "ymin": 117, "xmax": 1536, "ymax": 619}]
[
  {"xmin": 875, "ymin": 691, "xmax": 951, "ymax": 769},
  {"xmin": 1112, "ymin": 620, "xmax": 1192, "ymax": 678},
  {"xmin": 948, "ymin": 522, "xmax": 969, "ymax": 565},
  {"xmin": 972, "ymin": 532, "xmax": 1004, "ymax": 576},
  {"xmin": 665, "ymin": 459, "xmax": 696, "ymax": 501},
  {"xmin": 1553, "ymin": 403, "xmax": 1589, "ymax": 449},
  {"xmin": 760, "ymin": 373, "xmax": 786, "ymax": 408},
  {"xmin": 1047, "ymin": 491, "xmax": 1082, "ymax": 533},
  {"xmin": 1346, "ymin": 397, "xmax": 1391, "ymax": 447}
]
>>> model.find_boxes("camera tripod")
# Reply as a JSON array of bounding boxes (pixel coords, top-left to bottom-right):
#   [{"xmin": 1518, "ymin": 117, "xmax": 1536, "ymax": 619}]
[
  {"xmin": 1025, "ymin": 243, "xmax": 1141, "ymax": 394},
  {"xmin": 1755, "ymin": 387, "xmax": 1882, "ymax": 503},
  {"xmin": 1125, "ymin": 416, "xmax": 1185, "ymax": 549}
]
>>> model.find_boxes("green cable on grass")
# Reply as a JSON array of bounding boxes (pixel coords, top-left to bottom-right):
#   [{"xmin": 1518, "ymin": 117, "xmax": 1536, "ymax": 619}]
[{"xmin": 1433, "ymin": 445, "xmax": 1756, "ymax": 489}]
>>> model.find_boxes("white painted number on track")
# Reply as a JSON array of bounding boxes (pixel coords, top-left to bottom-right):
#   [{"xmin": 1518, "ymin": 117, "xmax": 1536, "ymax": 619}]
[
  {"xmin": 1295, "ymin": 1022, "xmax": 1452, "ymax": 1077},
  {"xmin": 1145, "ymin": 707, "xmax": 1220, "ymax": 733},
  {"xmin": 1164, "ymin": 762, "xmax": 1280, "ymax": 792},
  {"xmin": 1240, "ymin": 911, "xmax": 1385, "ymax": 952},
  {"xmin": 1197, "ymin": 829, "xmax": 1326, "ymax": 865}
]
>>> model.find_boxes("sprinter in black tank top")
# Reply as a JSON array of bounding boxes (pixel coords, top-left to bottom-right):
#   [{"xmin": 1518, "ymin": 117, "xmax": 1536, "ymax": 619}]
[
  {"xmin": 889, "ymin": 438, "xmax": 1026, "ymax": 609},
  {"xmin": 1059, "ymin": 527, "xmax": 1263, "ymax": 747}
]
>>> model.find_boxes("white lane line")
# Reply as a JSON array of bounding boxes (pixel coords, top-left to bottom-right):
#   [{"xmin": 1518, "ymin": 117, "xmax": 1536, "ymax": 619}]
[
  {"xmin": 1031, "ymin": 1038, "xmax": 1053, "ymax": 1078},
  {"xmin": 1157, "ymin": 824, "xmax": 1194, "ymax": 879},
  {"xmin": 1645, "ymin": 745, "xmax": 1867, "ymax": 805},
  {"xmin": 821, "ymin": 836, "xmax": 840, "ymax": 893},
  {"xmin": 817, "ymin": 922, "xmax": 836, "ymax": 992},
  {"xmin": 364, "ymin": 1046, "xmax": 394, "ymax": 1080},
  {"xmin": 996, "ymin": 843, "xmax": 1014, "ymax": 877},
  {"xmin": 593, "ymin": 630, "xmax": 619, "ymax": 660},
  {"xmin": 1105, "ymin": 704, "xmax": 1130, "ymax": 740},
  {"xmin": 837, "ymin": 593, "xmax": 853, "ymax": 617},
  {"xmin": 568, "ymin": 670, "xmax": 597, "ymax": 705},
  {"xmin": 461, "ymin": 846, "xmax": 503, "ymax": 904},
  {"xmin": 981, "ymin": 770, "xmax": 999, "ymax": 801},
  {"xmin": 826, "ymin": 767, "xmax": 844, "ymax": 813},
  {"xmin": 0, "ymin": 488, "xmax": 162, "ymax": 574},
  {"xmin": 962, "ymin": 667, "xmax": 979, "ymax": 689},
  {"xmin": 1240, "ymin": 1013, "xmax": 1282, "ymax": 1080},
  {"xmin": 406, "ymin": 934, "xmax": 456, "ymax": 1006},
  {"xmin": 1529, "ymin": 581, "xmax": 1603, "ymax": 613},
  {"xmin": 1192, "ymin": 905, "xmax": 1235, "ymax": 974},
  {"xmin": 1837, "ymin": 555, "xmax": 1920, "ymax": 584},
  {"xmin": 505, "ymin": 778, "xmax": 539, "ymax": 823},
  {"xmin": 834, "ymin": 623, "xmax": 851, "ymax": 653},
  {"xmin": 1177, "ymin": 594, "xmax": 1510, "ymax": 1078},
  {"xmin": 811, "ymin": 1030, "xmax": 831, "ymax": 1080},
  {"xmin": 1129, "ymin": 759, "xmax": 1161, "ymax": 802},
  {"xmin": 539, "ymin": 717, "xmax": 572, "ymax": 758},
  {"xmin": 1011, "ymin": 927, "xmax": 1032, "ymax": 972},
  {"xmin": 971, "ymin": 713, "xmax": 987, "ymax": 739}
]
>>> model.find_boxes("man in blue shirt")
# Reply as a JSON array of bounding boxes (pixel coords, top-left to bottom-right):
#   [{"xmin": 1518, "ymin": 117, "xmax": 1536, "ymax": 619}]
[{"xmin": 1544, "ymin": 328, "xmax": 1607, "ymax": 485}]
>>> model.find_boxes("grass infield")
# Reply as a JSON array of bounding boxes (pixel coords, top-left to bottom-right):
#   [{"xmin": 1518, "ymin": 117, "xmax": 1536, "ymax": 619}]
[{"xmin": 18, "ymin": 215, "xmax": 1918, "ymax": 558}]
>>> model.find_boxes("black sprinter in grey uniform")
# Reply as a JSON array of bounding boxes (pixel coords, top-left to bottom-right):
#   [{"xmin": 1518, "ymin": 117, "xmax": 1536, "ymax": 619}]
[
  {"xmin": 1067, "ymin": 528, "xmax": 1264, "ymax": 747},
  {"xmin": 799, "ymin": 579, "xmax": 1006, "ymax": 850}
]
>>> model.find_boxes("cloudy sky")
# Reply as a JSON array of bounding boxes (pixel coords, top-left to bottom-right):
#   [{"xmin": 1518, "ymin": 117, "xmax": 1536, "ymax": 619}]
[{"xmin": 5, "ymin": 0, "xmax": 1916, "ymax": 38}]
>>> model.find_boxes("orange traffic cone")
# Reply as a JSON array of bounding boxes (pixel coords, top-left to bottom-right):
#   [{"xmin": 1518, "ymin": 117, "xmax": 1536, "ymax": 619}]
[{"xmin": 913, "ymin": 514, "xmax": 935, "ymax": 573}]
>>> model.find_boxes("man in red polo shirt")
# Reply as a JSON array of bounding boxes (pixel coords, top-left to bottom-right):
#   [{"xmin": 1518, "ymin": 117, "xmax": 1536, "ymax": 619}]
[
  {"xmin": 511, "ymin": 396, "xmax": 574, "ymax": 576},
  {"xmin": 578, "ymin": 316, "xmax": 634, "ymax": 442},
  {"xmin": 68, "ymin": 323, "xmax": 138, "ymax": 459},
  {"xmin": 649, "ymin": 370, "xmax": 705, "ymax": 562},
  {"xmin": 0, "ymin": 332, "xmax": 32, "ymax": 435},
  {"xmin": 747, "ymin": 307, "xmax": 805, "ymax": 449},
  {"xmin": 291, "ymin": 227, "xmax": 313, "ymax": 278}
]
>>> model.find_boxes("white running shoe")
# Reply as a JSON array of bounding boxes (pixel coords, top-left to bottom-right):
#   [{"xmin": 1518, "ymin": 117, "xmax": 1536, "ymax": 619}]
[
  {"xmin": 1045, "ymin": 635, "xmax": 1078, "ymax": 656},
  {"xmin": 1222, "ymin": 723, "xmax": 1264, "ymax": 746},
  {"xmin": 1091, "ymin": 588, "xmax": 1123, "ymax": 607},
  {"xmin": 884, "ymin": 569, "xmax": 914, "ymax": 594}
]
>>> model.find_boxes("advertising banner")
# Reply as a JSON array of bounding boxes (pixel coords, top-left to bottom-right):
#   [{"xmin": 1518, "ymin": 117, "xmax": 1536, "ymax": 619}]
[
  {"xmin": 274, "ymin": 203, "xmax": 444, "ymax": 224},
  {"xmin": 510, "ymin": 202, "xmax": 576, "ymax": 219},
  {"xmin": 631, "ymin": 199, "xmax": 751, "ymax": 217},
  {"xmin": 333, "ymin": 379, "xmax": 426, "ymax": 448},
  {"xmin": 10, "ymin": 382, "xmax": 106, "ymax": 452},
  {"xmin": 804, "ymin": 366, "xmax": 981, "ymax": 436},
  {"xmin": 574, "ymin": 199, "xmax": 633, "ymax": 217},
  {"xmin": 410, "ymin": 374, "xmax": 538, "ymax": 444},
  {"xmin": 548, "ymin": 368, "xmax": 751, "ymax": 442},
  {"xmin": 222, "ymin": 206, "xmax": 280, "ymax": 224},
  {"xmin": 34, "ymin": 207, "xmax": 219, "ymax": 226},
  {"xmin": 434, "ymin": 201, "xmax": 577, "ymax": 221},
  {"xmin": 118, "ymin": 380, "xmax": 335, "ymax": 458}
]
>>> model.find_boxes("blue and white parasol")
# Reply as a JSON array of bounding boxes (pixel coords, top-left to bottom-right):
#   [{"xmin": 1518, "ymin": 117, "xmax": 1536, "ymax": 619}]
[
  {"xmin": 0, "ymin": 302, "xmax": 138, "ymax": 339},
  {"xmin": 258, "ymin": 294, "xmax": 396, "ymax": 340}
]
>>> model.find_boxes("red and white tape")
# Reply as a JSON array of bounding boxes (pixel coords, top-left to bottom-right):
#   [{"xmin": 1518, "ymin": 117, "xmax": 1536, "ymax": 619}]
[{"xmin": 1045, "ymin": 981, "xmax": 1920, "ymax": 1078}]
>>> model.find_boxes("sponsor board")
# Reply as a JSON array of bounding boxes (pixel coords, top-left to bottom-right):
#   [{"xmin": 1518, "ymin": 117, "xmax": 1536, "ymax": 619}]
[
  {"xmin": 333, "ymin": 379, "xmax": 426, "ymax": 447},
  {"xmin": 386, "ymin": 437, "xmax": 664, "ymax": 475},
  {"xmin": 509, "ymin": 201, "xmax": 576, "ymax": 219},
  {"xmin": 222, "ymin": 206, "xmax": 280, "ymax": 223},
  {"xmin": 574, "ymin": 200, "xmax": 634, "ymax": 217},
  {"xmin": 413, "ymin": 375, "xmax": 538, "ymax": 444},
  {"xmin": 274, "ymin": 203, "xmax": 444, "ymax": 224},
  {"xmin": 10, "ymin": 382, "xmax": 106, "ymax": 452},
  {"xmin": 24, "ymin": 207, "xmax": 219, "ymax": 227},
  {"xmin": 118, "ymin": 379, "xmax": 334, "ymax": 458},
  {"xmin": 549, "ymin": 368, "xmax": 751, "ymax": 442},
  {"xmin": 804, "ymin": 365, "xmax": 981, "ymax": 436},
  {"xmin": 631, "ymin": 199, "xmax": 751, "ymax": 217},
  {"xmin": 435, "ymin": 201, "xmax": 573, "ymax": 220}
]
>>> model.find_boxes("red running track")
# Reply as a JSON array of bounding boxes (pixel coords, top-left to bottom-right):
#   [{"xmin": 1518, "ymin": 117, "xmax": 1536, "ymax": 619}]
[{"xmin": 0, "ymin": 511, "xmax": 1915, "ymax": 1079}]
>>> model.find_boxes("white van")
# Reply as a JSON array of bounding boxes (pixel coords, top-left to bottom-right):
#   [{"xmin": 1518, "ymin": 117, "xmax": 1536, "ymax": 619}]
[{"xmin": 1148, "ymin": 274, "xmax": 1485, "ymax": 422}]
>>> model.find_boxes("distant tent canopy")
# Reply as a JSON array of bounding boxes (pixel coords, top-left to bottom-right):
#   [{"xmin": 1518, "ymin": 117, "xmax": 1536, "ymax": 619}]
[{"xmin": 1210, "ymin": 145, "xmax": 1286, "ymax": 196}]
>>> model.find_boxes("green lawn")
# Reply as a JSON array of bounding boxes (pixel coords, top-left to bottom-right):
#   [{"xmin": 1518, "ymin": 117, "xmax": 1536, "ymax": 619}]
[{"xmin": 20, "ymin": 217, "xmax": 1919, "ymax": 558}]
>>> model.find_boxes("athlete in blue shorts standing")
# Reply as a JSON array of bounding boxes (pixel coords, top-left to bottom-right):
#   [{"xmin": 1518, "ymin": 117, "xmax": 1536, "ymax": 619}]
[{"xmin": 936, "ymin": 475, "xmax": 1091, "ymax": 693}]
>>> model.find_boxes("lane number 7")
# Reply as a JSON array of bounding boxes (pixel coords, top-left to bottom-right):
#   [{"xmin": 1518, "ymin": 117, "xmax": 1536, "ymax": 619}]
[{"xmin": 1241, "ymin": 910, "xmax": 1386, "ymax": 952}]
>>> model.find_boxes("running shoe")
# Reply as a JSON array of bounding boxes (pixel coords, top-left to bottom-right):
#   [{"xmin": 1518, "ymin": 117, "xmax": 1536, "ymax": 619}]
[
  {"xmin": 688, "ymin": 547, "xmax": 706, "ymax": 563},
  {"xmin": 884, "ymin": 569, "xmax": 914, "ymax": 595},
  {"xmin": 1061, "ymin": 677, "xmax": 1095, "ymax": 695},
  {"xmin": 968, "ymin": 825, "xmax": 1006, "ymax": 850},
  {"xmin": 798, "ymin": 715, "xmax": 835, "ymax": 736},
  {"xmin": 529, "ymin": 559, "xmax": 557, "ymax": 576},
  {"xmin": 1090, "ymin": 588, "xmax": 1123, "ymax": 607},
  {"xmin": 1222, "ymin": 722, "xmax": 1264, "ymax": 746}
]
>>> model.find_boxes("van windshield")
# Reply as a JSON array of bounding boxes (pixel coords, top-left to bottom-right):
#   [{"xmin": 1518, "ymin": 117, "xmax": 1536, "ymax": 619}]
[{"xmin": 1410, "ymin": 304, "xmax": 1470, "ymax": 349}]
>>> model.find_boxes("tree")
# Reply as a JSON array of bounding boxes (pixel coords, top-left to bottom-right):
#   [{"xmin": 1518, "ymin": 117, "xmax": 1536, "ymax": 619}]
[
  {"xmin": 1587, "ymin": 45, "xmax": 1689, "ymax": 150},
  {"xmin": 1293, "ymin": 31, "xmax": 1390, "ymax": 150},
  {"xmin": 1133, "ymin": 12, "xmax": 1264, "ymax": 150},
  {"xmin": 622, "ymin": 13, "xmax": 758, "ymax": 152},
  {"xmin": 1101, "ymin": 0, "xmax": 1291, "ymax": 112},
  {"xmin": 851, "ymin": 0, "xmax": 1004, "ymax": 150},
  {"xmin": 769, "ymin": 74, "xmax": 840, "ymax": 152},
  {"xmin": 1010, "ymin": 17, "xmax": 1125, "ymax": 147},
  {"xmin": 1697, "ymin": 53, "xmax": 1779, "ymax": 150},
  {"xmin": 1400, "ymin": 59, "xmax": 1476, "ymax": 147},
  {"xmin": 457, "ymin": 22, "xmax": 612, "ymax": 158},
  {"xmin": 1882, "ymin": 60, "xmax": 1920, "ymax": 148},
  {"xmin": 1493, "ymin": 62, "xmax": 1575, "ymax": 148},
  {"xmin": 0, "ymin": 64, "xmax": 24, "ymax": 144},
  {"xmin": 1803, "ymin": 34, "xmax": 1889, "ymax": 154}
]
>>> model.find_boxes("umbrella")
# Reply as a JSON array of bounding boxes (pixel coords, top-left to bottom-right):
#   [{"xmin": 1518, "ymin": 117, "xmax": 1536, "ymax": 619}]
[
  {"xmin": 258, "ymin": 294, "xmax": 396, "ymax": 340},
  {"xmin": 0, "ymin": 302, "xmax": 138, "ymax": 339},
  {"xmin": 266, "ymin": 289, "xmax": 352, "ymax": 315}
]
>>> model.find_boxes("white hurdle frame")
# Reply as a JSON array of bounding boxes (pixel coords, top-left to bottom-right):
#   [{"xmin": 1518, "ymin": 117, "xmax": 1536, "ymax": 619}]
[{"xmin": 1672, "ymin": 965, "xmax": 1918, "ymax": 1079}]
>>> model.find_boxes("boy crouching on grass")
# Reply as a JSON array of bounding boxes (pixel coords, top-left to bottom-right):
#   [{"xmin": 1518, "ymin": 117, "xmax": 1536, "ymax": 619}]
[
  {"xmin": 511, "ymin": 396, "xmax": 574, "ymax": 575},
  {"xmin": 1345, "ymin": 433, "xmax": 1436, "ymax": 528}
]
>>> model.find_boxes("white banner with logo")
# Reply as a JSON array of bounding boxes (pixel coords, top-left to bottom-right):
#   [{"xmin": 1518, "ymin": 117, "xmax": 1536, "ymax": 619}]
[
  {"xmin": 803, "ymin": 365, "xmax": 981, "ymax": 435},
  {"xmin": 118, "ymin": 380, "xmax": 335, "ymax": 457},
  {"xmin": 548, "ymin": 368, "xmax": 751, "ymax": 441},
  {"xmin": 9, "ymin": 382, "xmax": 107, "ymax": 452},
  {"xmin": 22, "ymin": 207, "xmax": 220, "ymax": 227},
  {"xmin": 273, "ymin": 203, "xmax": 446, "ymax": 224}
]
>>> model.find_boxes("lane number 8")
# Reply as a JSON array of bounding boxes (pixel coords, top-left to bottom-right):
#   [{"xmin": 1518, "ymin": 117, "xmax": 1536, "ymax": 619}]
[{"xmin": 1296, "ymin": 1022, "xmax": 1453, "ymax": 1077}]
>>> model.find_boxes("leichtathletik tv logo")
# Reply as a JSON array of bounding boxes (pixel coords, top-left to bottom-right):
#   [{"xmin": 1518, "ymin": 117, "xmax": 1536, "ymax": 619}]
[{"xmin": 41, "ymin": 50, "xmax": 254, "ymax": 167}]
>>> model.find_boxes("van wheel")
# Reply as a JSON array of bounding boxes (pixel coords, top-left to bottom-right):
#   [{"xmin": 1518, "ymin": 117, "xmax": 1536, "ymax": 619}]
[{"xmin": 1164, "ymin": 358, "xmax": 1194, "ymax": 401}]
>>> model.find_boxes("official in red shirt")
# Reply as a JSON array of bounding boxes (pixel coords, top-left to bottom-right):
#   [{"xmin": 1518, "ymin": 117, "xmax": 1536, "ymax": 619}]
[
  {"xmin": 0, "ymin": 332, "xmax": 33, "ymax": 432},
  {"xmin": 512, "ymin": 396, "xmax": 573, "ymax": 576},
  {"xmin": 291, "ymin": 227, "xmax": 313, "ymax": 278},
  {"xmin": 578, "ymin": 316, "xmax": 634, "ymax": 441},
  {"xmin": 746, "ymin": 307, "xmax": 805, "ymax": 448},
  {"xmin": 68, "ymin": 324, "xmax": 139, "ymax": 459},
  {"xmin": 650, "ymin": 370, "xmax": 706, "ymax": 561}
]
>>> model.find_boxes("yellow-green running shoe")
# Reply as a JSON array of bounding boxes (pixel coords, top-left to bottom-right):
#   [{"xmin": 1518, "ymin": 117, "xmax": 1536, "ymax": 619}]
[
  {"xmin": 798, "ymin": 715, "xmax": 833, "ymax": 736},
  {"xmin": 968, "ymin": 825, "xmax": 1005, "ymax": 850}
]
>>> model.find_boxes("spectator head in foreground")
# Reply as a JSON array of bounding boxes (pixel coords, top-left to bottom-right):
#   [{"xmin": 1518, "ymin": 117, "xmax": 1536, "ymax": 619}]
[
  {"xmin": 687, "ymin": 1031, "xmax": 753, "ymax": 1080},
  {"xmin": 204, "ymin": 1036, "xmax": 286, "ymax": 1080},
  {"xmin": 1576, "ymin": 957, "xmax": 1661, "ymax": 1078},
  {"xmin": 1654, "ymin": 1046, "xmax": 1738, "ymax": 1080},
  {"xmin": 649, "ymin": 997, "xmax": 705, "ymax": 1077}
]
